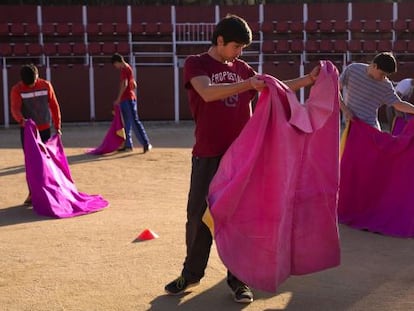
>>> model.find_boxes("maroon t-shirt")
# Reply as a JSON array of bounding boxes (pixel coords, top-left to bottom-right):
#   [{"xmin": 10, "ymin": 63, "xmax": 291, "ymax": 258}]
[
  {"xmin": 184, "ymin": 53, "xmax": 256, "ymax": 157},
  {"xmin": 120, "ymin": 63, "xmax": 136, "ymax": 101}
]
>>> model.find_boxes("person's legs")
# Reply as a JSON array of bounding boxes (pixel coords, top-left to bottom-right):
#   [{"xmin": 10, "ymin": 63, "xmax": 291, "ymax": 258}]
[
  {"xmin": 227, "ymin": 271, "xmax": 254, "ymax": 303},
  {"xmin": 21, "ymin": 126, "xmax": 51, "ymax": 206},
  {"xmin": 165, "ymin": 156, "xmax": 221, "ymax": 295},
  {"xmin": 129, "ymin": 100, "xmax": 151, "ymax": 151},
  {"xmin": 120, "ymin": 101, "xmax": 133, "ymax": 149}
]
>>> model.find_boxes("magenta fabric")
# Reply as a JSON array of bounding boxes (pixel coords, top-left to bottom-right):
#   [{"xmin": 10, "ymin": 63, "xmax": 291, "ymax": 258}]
[
  {"xmin": 338, "ymin": 118, "xmax": 414, "ymax": 237},
  {"xmin": 86, "ymin": 105, "xmax": 125, "ymax": 155},
  {"xmin": 24, "ymin": 119, "xmax": 109, "ymax": 218},
  {"xmin": 207, "ymin": 61, "xmax": 341, "ymax": 292},
  {"xmin": 391, "ymin": 114, "xmax": 414, "ymax": 136}
]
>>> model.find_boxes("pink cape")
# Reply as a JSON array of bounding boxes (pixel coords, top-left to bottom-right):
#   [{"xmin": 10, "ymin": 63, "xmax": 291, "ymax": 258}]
[
  {"xmin": 391, "ymin": 114, "xmax": 414, "ymax": 136},
  {"xmin": 338, "ymin": 118, "xmax": 414, "ymax": 237},
  {"xmin": 207, "ymin": 61, "xmax": 341, "ymax": 292},
  {"xmin": 24, "ymin": 119, "xmax": 109, "ymax": 218},
  {"xmin": 86, "ymin": 104, "xmax": 125, "ymax": 155}
]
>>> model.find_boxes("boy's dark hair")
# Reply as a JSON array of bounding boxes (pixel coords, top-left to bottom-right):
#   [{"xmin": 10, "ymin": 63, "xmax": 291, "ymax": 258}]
[
  {"xmin": 20, "ymin": 64, "xmax": 38, "ymax": 85},
  {"xmin": 372, "ymin": 52, "xmax": 397, "ymax": 74},
  {"xmin": 211, "ymin": 14, "xmax": 252, "ymax": 46},
  {"xmin": 111, "ymin": 53, "xmax": 124, "ymax": 64}
]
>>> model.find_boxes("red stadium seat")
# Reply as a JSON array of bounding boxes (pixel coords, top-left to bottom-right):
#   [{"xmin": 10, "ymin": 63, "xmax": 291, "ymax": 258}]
[
  {"xmin": 407, "ymin": 41, "xmax": 414, "ymax": 53},
  {"xmin": 10, "ymin": 23, "xmax": 25, "ymax": 36},
  {"xmin": 25, "ymin": 23, "xmax": 40, "ymax": 36},
  {"xmin": 393, "ymin": 40, "xmax": 407, "ymax": 53},
  {"xmin": 100, "ymin": 23, "xmax": 115, "ymax": 36},
  {"xmin": 332, "ymin": 20, "xmax": 348, "ymax": 33},
  {"xmin": 116, "ymin": 42, "xmax": 130, "ymax": 54},
  {"xmin": 114, "ymin": 23, "xmax": 129, "ymax": 35},
  {"xmin": 0, "ymin": 23, "xmax": 9, "ymax": 36},
  {"xmin": 261, "ymin": 21, "xmax": 274, "ymax": 34},
  {"xmin": 319, "ymin": 40, "xmax": 334, "ymax": 52},
  {"xmin": 72, "ymin": 42, "xmax": 87, "ymax": 55},
  {"xmin": 159, "ymin": 23, "xmax": 173, "ymax": 35},
  {"xmin": 42, "ymin": 23, "xmax": 56, "ymax": 37},
  {"xmin": 144, "ymin": 23, "xmax": 159, "ymax": 35},
  {"xmin": 275, "ymin": 40, "xmax": 290, "ymax": 53},
  {"xmin": 0, "ymin": 43, "xmax": 12, "ymax": 56},
  {"xmin": 305, "ymin": 20, "xmax": 318, "ymax": 33},
  {"xmin": 333, "ymin": 40, "xmax": 348, "ymax": 53},
  {"xmin": 319, "ymin": 20, "xmax": 333, "ymax": 33},
  {"xmin": 290, "ymin": 39, "xmax": 304, "ymax": 53},
  {"xmin": 393, "ymin": 19, "xmax": 408, "ymax": 32},
  {"xmin": 56, "ymin": 24, "xmax": 71, "ymax": 36},
  {"xmin": 362, "ymin": 40, "xmax": 377, "ymax": 52},
  {"xmin": 57, "ymin": 43, "xmax": 73, "ymax": 56},
  {"xmin": 12, "ymin": 43, "xmax": 27, "ymax": 56},
  {"xmin": 275, "ymin": 21, "xmax": 289, "ymax": 33},
  {"xmin": 348, "ymin": 20, "xmax": 363, "ymax": 32},
  {"xmin": 378, "ymin": 20, "xmax": 392, "ymax": 32},
  {"xmin": 305, "ymin": 40, "xmax": 319, "ymax": 53},
  {"xmin": 70, "ymin": 23, "xmax": 85, "ymax": 36},
  {"xmin": 363, "ymin": 20, "xmax": 377, "ymax": 32},
  {"xmin": 101, "ymin": 42, "xmax": 116, "ymax": 54},
  {"xmin": 377, "ymin": 40, "xmax": 392, "ymax": 52},
  {"xmin": 43, "ymin": 43, "xmax": 57, "ymax": 56},
  {"xmin": 262, "ymin": 40, "xmax": 275, "ymax": 53},
  {"xmin": 27, "ymin": 43, "xmax": 43, "ymax": 56},
  {"xmin": 348, "ymin": 40, "xmax": 362, "ymax": 53},
  {"xmin": 87, "ymin": 42, "xmax": 102, "ymax": 55}
]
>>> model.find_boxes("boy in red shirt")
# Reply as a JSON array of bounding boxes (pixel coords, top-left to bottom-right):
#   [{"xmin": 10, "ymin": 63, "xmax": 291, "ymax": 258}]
[{"xmin": 10, "ymin": 64, "xmax": 62, "ymax": 205}]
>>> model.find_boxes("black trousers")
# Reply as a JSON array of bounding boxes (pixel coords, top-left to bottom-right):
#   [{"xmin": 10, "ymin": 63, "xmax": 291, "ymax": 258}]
[
  {"xmin": 20, "ymin": 127, "xmax": 51, "ymax": 148},
  {"xmin": 181, "ymin": 156, "xmax": 245, "ymax": 288}
]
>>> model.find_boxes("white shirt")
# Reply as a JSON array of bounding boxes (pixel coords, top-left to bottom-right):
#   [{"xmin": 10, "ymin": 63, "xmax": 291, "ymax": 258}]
[{"xmin": 395, "ymin": 78, "xmax": 414, "ymax": 101}]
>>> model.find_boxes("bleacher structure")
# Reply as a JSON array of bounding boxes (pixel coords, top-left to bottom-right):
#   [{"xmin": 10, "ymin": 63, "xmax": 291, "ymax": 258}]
[{"xmin": 1, "ymin": 2, "xmax": 414, "ymax": 125}]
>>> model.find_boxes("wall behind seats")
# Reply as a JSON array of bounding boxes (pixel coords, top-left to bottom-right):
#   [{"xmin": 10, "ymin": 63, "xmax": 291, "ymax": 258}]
[
  {"xmin": 93, "ymin": 64, "xmax": 119, "ymax": 121},
  {"xmin": 50, "ymin": 65, "xmax": 91, "ymax": 122},
  {"xmin": 136, "ymin": 66, "xmax": 183, "ymax": 120}
]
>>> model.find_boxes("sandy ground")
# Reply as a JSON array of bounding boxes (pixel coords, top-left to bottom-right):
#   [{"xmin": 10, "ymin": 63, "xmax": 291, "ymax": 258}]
[{"xmin": 1, "ymin": 121, "xmax": 413, "ymax": 311}]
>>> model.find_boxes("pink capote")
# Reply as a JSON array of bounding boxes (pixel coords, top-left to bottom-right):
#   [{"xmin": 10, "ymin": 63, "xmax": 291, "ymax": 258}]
[
  {"xmin": 86, "ymin": 105, "xmax": 125, "ymax": 155},
  {"xmin": 207, "ymin": 61, "xmax": 341, "ymax": 292},
  {"xmin": 391, "ymin": 114, "xmax": 414, "ymax": 136},
  {"xmin": 338, "ymin": 118, "xmax": 414, "ymax": 237},
  {"xmin": 24, "ymin": 119, "xmax": 109, "ymax": 218}
]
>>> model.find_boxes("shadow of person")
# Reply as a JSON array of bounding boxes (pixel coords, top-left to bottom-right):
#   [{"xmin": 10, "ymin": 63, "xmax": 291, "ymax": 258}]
[
  {"xmin": 147, "ymin": 278, "xmax": 272, "ymax": 311},
  {"xmin": 0, "ymin": 204, "xmax": 50, "ymax": 227}
]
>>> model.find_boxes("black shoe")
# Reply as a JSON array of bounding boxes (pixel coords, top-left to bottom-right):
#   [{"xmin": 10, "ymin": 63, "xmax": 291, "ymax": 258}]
[
  {"xmin": 143, "ymin": 144, "xmax": 152, "ymax": 153},
  {"xmin": 23, "ymin": 194, "xmax": 32, "ymax": 206},
  {"xmin": 164, "ymin": 276, "xmax": 200, "ymax": 295},
  {"xmin": 118, "ymin": 146, "xmax": 133, "ymax": 152},
  {"xmin": 230, "ymin": 284, "xmax": 253, "ymax": 304}
]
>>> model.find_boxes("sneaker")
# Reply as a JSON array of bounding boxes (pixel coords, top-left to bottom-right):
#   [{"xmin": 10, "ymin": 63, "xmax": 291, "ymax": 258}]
[
  {"xmin": 164, "ymin": 276, "xmax": 200, "ymax": 295},
  {"xmin": 231, "ymin": 284, "xmax": 254, "ymax": 304},
  {"xmin": 23, "ymin": 194, "xmax": 32, "ymax": 206},
  {"xmin": 143, "ymin": 144, "xmax": 152, "ymax": 153}
]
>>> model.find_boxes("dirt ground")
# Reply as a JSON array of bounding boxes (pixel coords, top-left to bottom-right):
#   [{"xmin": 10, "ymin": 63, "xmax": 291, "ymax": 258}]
[{"xmin": 1, "ymin": 121, "xmax": 413, "ymax": 311}]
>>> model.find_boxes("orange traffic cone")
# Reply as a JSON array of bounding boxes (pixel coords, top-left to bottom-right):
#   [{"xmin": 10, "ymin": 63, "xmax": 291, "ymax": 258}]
[{"xmin": 134, "ymin": 229, "xmax": 159, "ymax": 242}]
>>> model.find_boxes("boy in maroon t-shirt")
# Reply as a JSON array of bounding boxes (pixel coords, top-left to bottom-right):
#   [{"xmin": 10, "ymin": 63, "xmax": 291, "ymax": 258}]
[
  {"xmin": 111, "ymin": 53, "xmax": 152, "ymax": 153},
  {"xmin": 165, "ymin": 15, "xmax": 319, "ymax": 303}
]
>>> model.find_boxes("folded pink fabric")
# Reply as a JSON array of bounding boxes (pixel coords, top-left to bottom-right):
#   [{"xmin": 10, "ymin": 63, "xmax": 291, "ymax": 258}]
[
  {"xmin": 207, "ymin": 61, "xmax": 341, "ymax": 292},
  {"xmin": 391, "ymin": 114, "xmax": 414, "ymax": 136},
  {"xmin": 86, "ymin": 104, "xmax": 125, "ymax": 155},
  {"xmin": 24, "ymin": 119, "xmax": 109, "ymax": 218},
  {"xmin": 339, "ymin": 118, "xmax": 414, "ymax": 237}
]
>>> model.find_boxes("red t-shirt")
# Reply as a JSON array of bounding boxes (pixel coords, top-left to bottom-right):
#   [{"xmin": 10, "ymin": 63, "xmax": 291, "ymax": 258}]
[
  {"xmin": 184, "ymin": 53, "xmax": 256, "ymax": 157},
  {"xmin": 120, "ymin": 63, "xmax": 136, "ymax": 101},
  {"xmin": 10, "ymin": 78, "xmax": 61, "ymax": 131}
]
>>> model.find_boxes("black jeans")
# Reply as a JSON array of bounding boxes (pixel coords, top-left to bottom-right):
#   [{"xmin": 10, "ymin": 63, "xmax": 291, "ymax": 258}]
[
  {"xmin": 20, "ymin": 127, "xmax": 51, "ymax": 148},
  {"xmin": 182, "ymin": 156, "xmax": 245, "ymax": 289}
]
